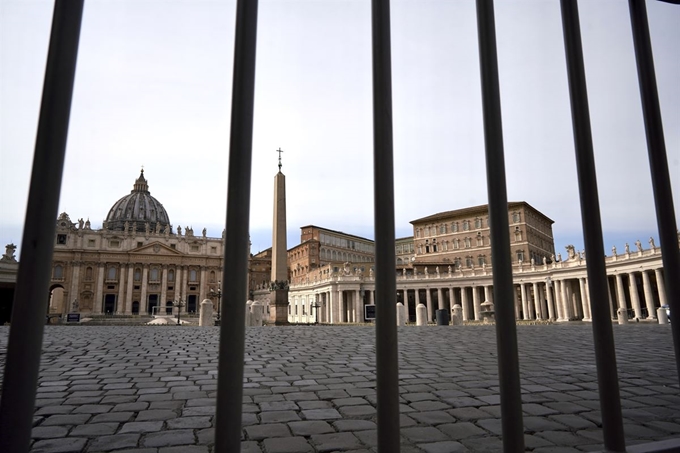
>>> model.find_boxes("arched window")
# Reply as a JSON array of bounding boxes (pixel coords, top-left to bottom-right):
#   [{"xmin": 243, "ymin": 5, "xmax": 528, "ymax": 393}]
[
  {"xmin": 190, "ymin": 269, "xmax": 198, "ymax": 281},
  {"xmin": 134, "ymin": 268, "xmax": 141, "ymax": 281},
  {"xmin": 53, "ymin": 265, "xmax": 63, "ymax": 279},
  {"xmin": 454, "ymin": 239, "xmax": 460, "ymax": 249},
  {"xmin": 397, "ymin": 257, "xmax": 403, "ymax": 264},
  {"xmin": 210, "ymin": 271, "xmax": 216, "ymax": 282},
  {"xmin": 452, "ymin": 222, "xmax": 458, "ymax": 232},
  {"xmin": 150, "ymin": 267, "xmax": 159, "ymax": 282},
  {"xmin": 464, "ymin": 237, "xmax": 471, "ymax": 248},
  {"xmin": 475, "ymin": 218, "xmax": 482, "ymax": 229},
  {"xmin": 85, "ymin": 267, "xmax": 93, "ymax": 280},
  {"xmin": 463, "ymin": 220, "xmax": 470, "ymax": 231},
  {"xmin": 168, "ymin": 269, "xmax": 175, "ymax": 282},
  {"xmin": 478, "ymin": 255, "xmax": 486, "ymax": 266},
  {"xmin": 477, "ymin": 234, "xmax": 483, "ymax": 247},
  {"xmin": 465, "ymin": 256, "xmax": 473, "ymax": 268},
  {"xmin": 107, "ymin": 266, "xmax": 117, "ymax": 280},
  {"xmin": 512, "ymin": 212, "xmax": 520, "ymax": 223},
  {"xmin": 516, "ymin": 250, "xmax": 525, "ymax": 262},
  {"xmin": 439, "ymin": 224, "xmax": 446, "ymax": 234}
]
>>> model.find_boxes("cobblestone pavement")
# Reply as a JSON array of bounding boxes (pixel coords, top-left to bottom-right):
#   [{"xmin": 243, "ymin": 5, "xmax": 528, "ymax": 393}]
[{"xmin": 0, "ymin": 323, "xmax": 678, "ymax": 452}]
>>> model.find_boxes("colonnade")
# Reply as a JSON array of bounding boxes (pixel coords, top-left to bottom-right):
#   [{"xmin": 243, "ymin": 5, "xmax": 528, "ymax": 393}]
[{"xmin": 285, "ymin": 266, "xmax": 667, "ymax": 324}]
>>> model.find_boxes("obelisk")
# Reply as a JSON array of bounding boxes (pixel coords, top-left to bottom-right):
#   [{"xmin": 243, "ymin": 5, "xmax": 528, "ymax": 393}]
[{"xmin": 270, "ymin": 148, "xmax": 290, "ymax": 325}]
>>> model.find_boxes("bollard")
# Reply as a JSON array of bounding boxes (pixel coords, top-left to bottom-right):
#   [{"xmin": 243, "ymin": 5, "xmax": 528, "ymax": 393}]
[
  {"xmin": 657, "ymin": 307, "xmax": 669, "ymax": 325},
  {"xmin": 617, "ymin": 308, "xmax": 628, "ymax": 325},
  {"xmin": 416, "ymin": 303, "xmax": 427, "ymax": 326},
  {"xmin": 251, "ymin": 301, "xmax": 263, "ymax": 326},
  {"xmin": 396, "ymin": 302, "xmax": 406, "ymax": 326},
  {"xmin": 245, "ymin": 300, "xmax": 253, "ymax": 326},
  {"xmin": 451, "ymin": 304, "xmax": 463, "ymax": 326},
  {"xmin": 199, "ymin": 299, "xmax": 214, "ymax": 327}
]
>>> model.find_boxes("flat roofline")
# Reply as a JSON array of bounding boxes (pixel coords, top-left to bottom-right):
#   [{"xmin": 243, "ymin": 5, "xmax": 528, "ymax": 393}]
[
  {"xmin": 299, "ymin": 225, "xmax": 375, "ymax": 243},
  {"xmin": 410, "ymin": 201, "xmax": 554, "ymax": 225}
]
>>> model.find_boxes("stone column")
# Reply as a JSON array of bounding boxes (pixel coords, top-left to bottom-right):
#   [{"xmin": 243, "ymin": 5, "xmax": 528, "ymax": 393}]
[
  {"xmin": 160, "ymin": 265, "xmax": 168, "ymax": 308},
  {"xmin": 437, "ymin": 287, "xmax": 444, "ymax": 310},
  {"xmin": 181, "ymin": 266, "xmax": 188, "ymax": 301},
  {"xmin": 578, "ymin": 278, "xmax": 590, "ymax": 321},
  {"xmin": 370, "ymin": 289, "xmax": 375, "ymax": 305},
  {"xmin": 448, "ymin": 287, "xmax": 456, "ymax": 315},
  {"xmin": 199, "ymin": 266, "xmax": 207, "ymax": 303},
  {"xmin": 140, "ymin": 265, "xmax": 149, "ymax": 313},
  {"xmin": 484, "ymin": 285, "xmax": 492, "ymax": 304},
  {"xmin": 566, "ymin": 282, "xmax": 578, "ymax": 319},
  {"xmin": 520, "ymin": 284, "xmax": 529, "ymax": 320},
  {"xmin": 460, "ymin": 287, "xmax": 469, "ymax": 321},
  {"xmin": 337, "ymin": 289, "xmax": 344, "ymax": 322},
  {"xmin": 472, "ymin": 287, "xmax": 481, "ymax": 321},
  {"xmin": 94, "ymin": 264, "xmax": 105, "ymax": 315},
  {"xmin": 615, "ymin": 274, "xmax": 627, "ymax": 314},
  {"xmin": 655, "ymin": 269, "xmax": 667, "ymax": 307},
  {"xmin": 561, "ymin": 279, "xmax": 571, "ymax": 321},
  {"xmin": 607, "ymin": 279, "xmax": 616, "ymax": 319},
  {"xmin": 355, "ymin": 289, "xmax": 362, "ymax": 323},
  {"xmin": 628, "ymin": 272, "xmax": 643, "ymax": 319},
  {"xmin": 584, "ymin": 279, "xmax": 592, "ymax": 320},
  {"xmin": 546, "ymin": 282, "xmax": 555, "ymax": 321},
  {"xmin": 69, "ymin": 262, "xmax": 81, "ymax": 314},
  {"xmin": 425, "ymin": 289, "xmax": 433, "ymax": 322},
  {"xmin": 642, "ymin": 271, "xmax": 656, "ymax": 319},
  {"xmin": 125, "ymin": 265, "xmax": 134, "ymax": 314},
  {"xmin": 117, "ymin": 264, "xmax": 126, "ymax": 314},
  {"xmin": 532, "ymin": 282, "xmax": 541, "ymax": 320},
  {"xmin": 415, "ymin": 289, "xmax": 421, "ymax": 313},
  {"xmin": 553, "ymin": 280, "xmax": 563, "ymax": 321}
]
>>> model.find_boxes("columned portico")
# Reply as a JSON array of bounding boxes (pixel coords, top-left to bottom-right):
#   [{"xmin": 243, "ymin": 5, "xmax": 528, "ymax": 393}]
[
  {"xmin": 472, "ymin": 286, "xmax": 481, "ymax": 321},
  {"xmin": 628, "ymin": 272, "xmax": 643, "ymax": 319},
  {"xmin": 460, "ymin": 287, "xmax": 469, "ymax": 321},
  {"xmin": 642, "ymin": 271, "xmax": 655, "ymax": 319}
]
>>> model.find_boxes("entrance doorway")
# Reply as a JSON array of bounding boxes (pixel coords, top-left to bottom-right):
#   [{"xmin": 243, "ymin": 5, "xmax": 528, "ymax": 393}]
[
  {"xmin": 104, "ymin": 294, "xmax": 116, "ymax": 314},
  {"xmin": 148, "ymin": 294, "xmax": 158, "ymax": 314},
  {"xmin": 188, "ymin": 295, "xmax": 197, "ymax": 313}
]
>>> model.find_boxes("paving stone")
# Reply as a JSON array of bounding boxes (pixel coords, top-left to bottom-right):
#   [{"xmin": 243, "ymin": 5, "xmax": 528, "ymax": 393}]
[
  {"xmin": 410, "ymin": 411, "xmax": 456, "ymax": 425},
  {"xmin": 142, "ymin": 429, "xmax": 195, "ymax": 447},
  {"xmin": 310, "ymin": 432, "xmax": 362, "ymax": 452},
  {"xmin": 438, "ymin": 421, "xmax": 487, "ymax": 439},
  {"xmin": 333, "ymin": 420, "xmax": 377, "ymax": 431},
  {"xmin": 288, "ymin": 420, "xmax": 334, "ymax": 436},
  {"xmin": 338, "ymin": 405, "xmax": 376, "ymax": 417},
  {"xmin": 159, "ymin": 447, "xmax": 209, "ymax": 453},
  {"xmin": 41, "ymin": 414, "xmax": 92, "ymax": 426},
  {"xmin": 87, "ymin": 433, "xmax": 141, "ymax": 451},
  {"xmin": 260, "ymin": 410, "xmax": 301, "ymax": 423},
  {"xmin": 32, "ymin": 425, "xmax": 70, "ymax": 439},
  {"xmin": 262, "ymin": 436, "xmax": 314, "ymax": 453},
  {"xmin": 401, "ymin": 426, "xmax": 449, "ymax": 443},
  {"xmin": 135, "ymin": 410, "xmax": 178, "ymax": 421},
  {"xmin": 417, "ymin": 441, "xmax": 467, "ymax": 453},
  {"xmin": 165, "ymin": 416, "xmax": 211, "ymax": 429},
  {"xmin": 245, "ymin": 423, "xmax": 291, "ymax": 440},
  {"xmin": 70, "ymin": 422, "xmax": 119, "ymax": 436},
  {"xmin": 301, "ymin": 408, "xmax": 342, "ymax": 420},
  {"xmin": 259, "ymin": 401, "xmax": 300, "ymax": 411},
  {"xmin": 119, "ymin": 421, "xmax": 164, "ymax": 433},
  {"xmin": 90, "ymin": 412, "xmax": 134, "ymax": 423},
  {"xmin": 241, "ymin": 440, "xmax": 263, "ymax": 453},
  {"xmin": 31, "ymin": 437, "xmax": 87, "ymax": 453}
]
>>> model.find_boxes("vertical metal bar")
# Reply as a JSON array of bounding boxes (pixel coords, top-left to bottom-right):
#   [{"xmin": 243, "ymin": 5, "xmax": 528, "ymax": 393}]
[
  {"xmin": 474, "ymin": 1, "xmax": 525, "ymax": 451},
  {"xmin": 559, "ymin": 1, "xmax": 625, "ymax": 451},
  {"xmin": 628, "ymin": 0, "xmax": 680, "ymax": 383},
  {"xmin": 213, "ymin": 0, "xmax": 258, "ymax": 451},
  {"xmin": 371, "ymin": 0, "xmax": 400, "ymax": 452},
  {"xmin": 0, "ymin": 2, "xmax": 84, "ymax": 451}
]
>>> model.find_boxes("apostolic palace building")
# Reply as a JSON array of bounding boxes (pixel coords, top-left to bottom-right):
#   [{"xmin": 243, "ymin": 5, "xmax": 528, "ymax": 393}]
[{"xmin": 0, "ymin": 169, "xmax": 673, "ymax": 327}]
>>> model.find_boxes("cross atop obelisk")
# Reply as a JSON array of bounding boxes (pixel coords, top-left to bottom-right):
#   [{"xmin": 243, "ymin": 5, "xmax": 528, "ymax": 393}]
[{"xmin": 276, "ymin": 147, "xmax": 283, "ymax": 172}]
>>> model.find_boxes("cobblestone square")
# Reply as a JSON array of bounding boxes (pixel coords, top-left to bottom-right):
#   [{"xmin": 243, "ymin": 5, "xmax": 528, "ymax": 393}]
[{"xmin": 0, "ymin": 323, "xmax": 678, "ymax": 452}]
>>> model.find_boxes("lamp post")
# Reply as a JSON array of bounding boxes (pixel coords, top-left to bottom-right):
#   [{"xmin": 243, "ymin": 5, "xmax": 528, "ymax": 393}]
[
  {"xmin": 173, "ymin": 298, "xmax": 186, "ymax": 325},
  {"xmin": 311, "ymin": 298, "xmax": 321, "ymax": 325},
  {"xmin": 209, "ymin": 281, "xmax": 222, "ymax": 326}
]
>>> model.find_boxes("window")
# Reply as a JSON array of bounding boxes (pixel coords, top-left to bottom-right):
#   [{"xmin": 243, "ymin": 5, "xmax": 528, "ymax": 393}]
[
  {"xmin": 477, "ymin": 234, "xmax": 483, "ymax": 247},
  {"xmin": 150, "ymin": 268, "xmax": 159, "ymax": 282},
  {"xmin": 137, "ymin": 242, "xmax": 143, "ymax": 248},
  {"xmin": 211, "ymin": 246, "xmax": 217, "ymax": 254},
  {"xmin": 475, "ymin": 218, "xmax": 482, "ymax": 229},
  {"xmin": 454, "ymin": 257, "xmax": 462, "ymax": 268},
  {"xmin": 443, "ymin": 241, "xmax": 448, "ymax": 251},
  {"xmin": 512, "ymin": 212, "xmax": 520, "ymax": 223},
  {"xmin": 439, "ymin": 224, "xmax": 446, "ymax": 234},
  {"xmin": 210, "ymin": 271, "xmax": 216, "ymax": 282},
  {"xmin": 478, "ymin": 255, "xmax": 486, "ymax": 266},
  {"xmin": 57, "ymin": 234, "xmax": 67, "ymax": 245},
  {"xmin": 168, "ymin": 270, "xmax": 175, "ymax": 282},
  {"xmin": 452, "ymin": 222, "xmax": 458, "ymax": 232},
  {"xmin": 134, "ymin": 268, "xmax": 141, "ymax": 281},
  {"xmin": 466, "ymin": 256, "xmax": 473, "ymax": 268},
  {"xmin": 109, "ymin": 240, "xmax": 120, "ymax": 248},
  {"xmin": 191, "ymin": 245, "xmax": 199, "ymax": 252},
  {"xmin": 170, "ymin": 244, "xmax": 176, "ymax": 249},
  {"xmin": 85, "ymin": 267, "xmax": 93, "ymax": 280},
  {"xmin": 516, "ymin": 250, "xmax": 525, "ymax": 262},
  {"xmin": 88, "ymin": 239, "xmax": 95, "ymax": 247},
  {"xmin": 53, "ymin": 265, "xmax": 63, "ymax": 279},
  {"xmin": 190, "ymin": 269, "xmax": 198, "ymax": 282},
  {"xmin": 464, "ymin": 237, "xmax": 471, "ymax": 248},
  {"xmin": 463, "ymin": 220, "xmax": 470, "ymax": 231},
  {"xmin": 107, "ymin": 267, "xmax": 117, "ymax": 280},
  {"xmin": 454, "ymin": 239, "xmax": 460, "ymax": 249}
]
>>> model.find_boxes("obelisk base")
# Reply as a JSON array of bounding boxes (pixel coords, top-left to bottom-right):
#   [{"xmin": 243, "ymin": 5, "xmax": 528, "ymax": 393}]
[{"xmin": 270, "ymin": 289, "xmax": 290, "ymax": 325}]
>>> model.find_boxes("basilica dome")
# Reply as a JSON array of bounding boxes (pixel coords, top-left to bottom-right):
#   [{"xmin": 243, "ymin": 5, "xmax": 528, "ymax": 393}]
[{"xmin": 104, "ymin": 170, "xmax": 171, "ymax": 233}]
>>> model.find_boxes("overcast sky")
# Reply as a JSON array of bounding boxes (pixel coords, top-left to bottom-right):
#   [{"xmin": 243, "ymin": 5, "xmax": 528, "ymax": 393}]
[{"xmin": 1, "ymin": 0, "xmax": 678, "ymax": 258}]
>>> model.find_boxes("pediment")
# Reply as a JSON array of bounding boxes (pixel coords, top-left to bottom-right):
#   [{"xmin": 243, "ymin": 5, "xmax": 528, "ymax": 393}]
[{"xmin": 130, "ymin": 242, "xmax": 183, "ymax": 256}]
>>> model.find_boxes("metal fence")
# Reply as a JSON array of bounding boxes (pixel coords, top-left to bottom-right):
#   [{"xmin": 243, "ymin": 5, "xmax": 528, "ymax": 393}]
[{"xmin": 0, "ymin": 1, "xmax": 678, "ymax": 452}]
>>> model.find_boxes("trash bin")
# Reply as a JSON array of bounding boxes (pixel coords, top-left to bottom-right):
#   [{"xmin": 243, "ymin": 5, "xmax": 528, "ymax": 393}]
[{"xmin": 435, "ymin": 309, "xmax": 449, "ymax": 326}]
